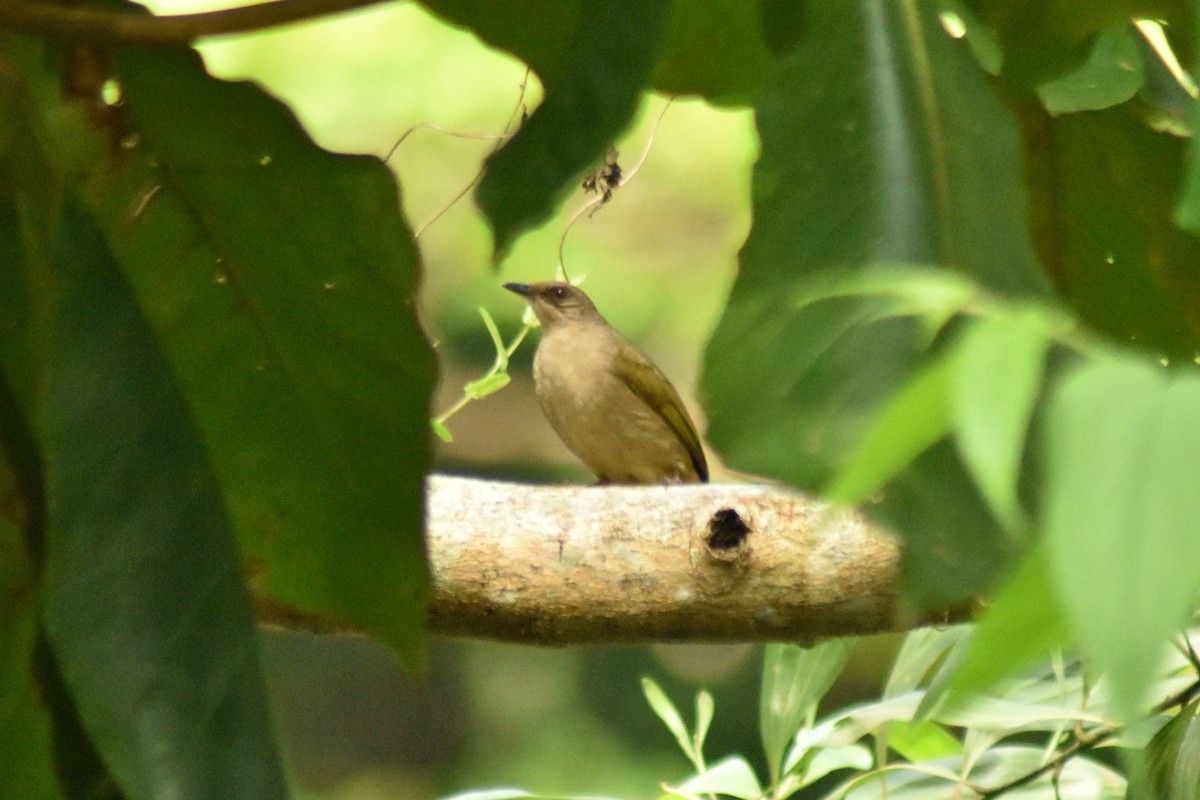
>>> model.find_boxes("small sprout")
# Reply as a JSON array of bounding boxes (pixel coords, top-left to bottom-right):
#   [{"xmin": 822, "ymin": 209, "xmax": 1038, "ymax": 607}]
[
  {"xmin": 464, "ymin": 372, "xmax": 511, "ymax": 400},
  {"xmin": 431, "ymin": 419, "xmax": 454, "ymax": 443},
  {"xmin": 430, "ymin": 304, "xmax": 535, "ymax": 439}
]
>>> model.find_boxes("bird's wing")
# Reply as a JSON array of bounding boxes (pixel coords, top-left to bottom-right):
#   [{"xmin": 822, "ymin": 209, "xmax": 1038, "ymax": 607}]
[{"xmin": 612, "ymin": 345, "xmax": 709, "ymax": 482}]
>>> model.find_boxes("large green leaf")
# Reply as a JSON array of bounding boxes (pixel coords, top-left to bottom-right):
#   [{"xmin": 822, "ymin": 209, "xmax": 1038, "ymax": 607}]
[
  {"xmin": 64, "ymin": 45, "xmax": 433, "ymax": 660},
  {"xmin": 651, "ymin": 0, "xmax": 776, "ymax": 102},
  {"xmin": 41, "ymin": 195, "xmax": 288, "ymax": 800},
  {"xmin": 950, "ymin": 311, "xmax": 1051, "ymax": 534},
  {"xmin": 705, "ymin": 0, "xmax": 1048, "ymax": 488},
  {"xmin": 1020, "ymin": 101, "xmax": 1200, "ymax": 359},
  {"xmin": 0, "ymin": 437, "xmax": 60, "ymax": 800},
  {"xmin": 0, "ymin": 56, "xmax": 82, "ymax": 800},
  {"xmin": 422, "ymin": 0, "xmax": 670, "ymax": 260},
  {"xmin": 1043, "ymin": 356, "xmax": 1200, "ymax": 717}
]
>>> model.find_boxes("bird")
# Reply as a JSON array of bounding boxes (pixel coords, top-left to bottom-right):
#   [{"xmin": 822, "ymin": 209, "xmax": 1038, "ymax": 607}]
[{"xmin": 504, "ymin": 281, "xmax": 708, "ymax": 484}]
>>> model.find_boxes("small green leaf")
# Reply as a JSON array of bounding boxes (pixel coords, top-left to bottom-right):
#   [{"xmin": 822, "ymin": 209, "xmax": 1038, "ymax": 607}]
[
  {"xmin": 674, "ymin": 756, "xmax": 763, "ymax": 800},
  {"xmin": 911, "ymin": 629, "xmax": 975, "ymax": 722},
  {"xmin": 464, "ymin": 372, "xmax": 512, "ymax": 400},
  {"xmin": 694, "ymin": 690, "xmax": 714, "ymax": 754},
  {"xmin": 827, "ymin": 354, "xmax": 953, "ymax": 504},
  {"xmin": 760, "ymin": 640, "xmax": 855, "ymax": 783},
  {"xmin": 1044, "ymin": 356, "xmax": 1200, "ymax": 717},
  {"xmin": 887, "ymin": 720, "xmax": 963, "ymax": 762},
  {"xmin": 642, "ymin": 677, "xmax": 696, "ymax": 762},
  {"xmin": 885, "ymin": 627, "xmax": 972, "ymax": 698},
  {"xmin": 1037, "ymin": 28, "xmax": 1144, "ymax": 114},
  {"xmin": 790, "ymin": 744, "xmax": 872, "ymax": 792},
  {"xmin": 431, "ymin": 419, "xmax": 455, "ymax": 443},
  {"xmin": 951, "ymin": 311, "xmax": 1051, "ymax": 535}
]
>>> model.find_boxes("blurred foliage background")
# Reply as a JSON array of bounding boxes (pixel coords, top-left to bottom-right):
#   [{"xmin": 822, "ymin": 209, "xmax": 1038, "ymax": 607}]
[{"xmin": 134, "ymin": 3, "xmax": 841, "ymax": 798}]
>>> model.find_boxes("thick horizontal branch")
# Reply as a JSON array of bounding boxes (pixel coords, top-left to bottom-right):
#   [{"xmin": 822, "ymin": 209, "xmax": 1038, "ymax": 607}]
[
  {"xmin": 423, "ymin": 475, "xmax": 937, "ymax": 645},
  {"xmin": 0, "ymin": 0, "xmax": 391, "ymax": 45}
]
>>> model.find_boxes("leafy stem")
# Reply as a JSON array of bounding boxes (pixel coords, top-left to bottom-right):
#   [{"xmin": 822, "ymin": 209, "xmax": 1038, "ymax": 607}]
[{"xmin": 431, "ymin": 307, "xmax": 536, "ymax": 442}]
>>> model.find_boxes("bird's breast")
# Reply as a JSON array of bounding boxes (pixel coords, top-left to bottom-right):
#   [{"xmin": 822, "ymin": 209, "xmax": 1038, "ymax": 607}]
[{"xmin": 532, "ymin": 326, "xmax": 695, "ymax": 483}]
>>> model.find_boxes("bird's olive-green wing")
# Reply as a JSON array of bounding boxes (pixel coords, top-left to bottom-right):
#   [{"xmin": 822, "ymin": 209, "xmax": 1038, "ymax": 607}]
[{"xmin": 612, "ymin": 344, "xmax": 709, "ymax": 481}]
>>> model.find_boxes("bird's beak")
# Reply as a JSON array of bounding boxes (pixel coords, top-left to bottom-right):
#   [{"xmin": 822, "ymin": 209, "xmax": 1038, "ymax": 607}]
[{"xmin": 503, "ymin": 282, "xmax": 535, "ymax": 299}]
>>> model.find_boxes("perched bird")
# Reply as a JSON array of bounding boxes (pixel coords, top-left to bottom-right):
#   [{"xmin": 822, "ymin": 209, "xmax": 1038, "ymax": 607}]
[{"xmin": 504, "ymin": 281, "xmax": 708, "ymax": 484}]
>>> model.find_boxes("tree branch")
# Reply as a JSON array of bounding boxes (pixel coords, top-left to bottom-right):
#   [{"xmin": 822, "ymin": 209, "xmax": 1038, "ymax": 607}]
[
  {"xmin": 260, "ymin": 474, "xmax": 958, "ymax": 645},
  {"xmin": 0, "ymin": 0, "xmax": 392, "ymax": 45}
]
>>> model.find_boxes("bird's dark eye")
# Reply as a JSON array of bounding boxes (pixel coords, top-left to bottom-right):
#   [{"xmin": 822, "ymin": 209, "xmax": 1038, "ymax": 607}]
[{"xmin": 551, "ymin": 286, "xmax": 569, "ymax": 300}]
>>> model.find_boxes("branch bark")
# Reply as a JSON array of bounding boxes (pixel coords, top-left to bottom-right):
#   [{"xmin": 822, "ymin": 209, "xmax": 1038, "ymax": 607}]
[
  {"xmin": 422, "ymin": 475, "xmax": 933, "ymax": 645},
  {"xmin": 0, "ymin": 0, "xmax": 392, "ymax": 45}
]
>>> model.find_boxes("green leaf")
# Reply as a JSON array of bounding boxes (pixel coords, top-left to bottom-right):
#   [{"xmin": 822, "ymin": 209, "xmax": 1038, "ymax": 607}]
[
  {"xmin": 742, "ymin": 2, "xmax": 1049, "ymax": 298},
  {"xmin": 885, "ymin": 627, "xmax": 972, "ymax": 698},
  {"xmin": 421, "ymin": 0, "xmax": 670, "ymax": 260},
  {"xmin": 760, "ymin": 640, "xmax": 855, "ymax": 783},
  {"xmin": 1178, "ymin": 63, "xmax": 1200, "ymax": 232},
  {"xmin": 757, "ymin": 0, "xmax": 807, "ymax": 56},
  {"xmin": 704, "ymin": 266, "xmax": 975, "ymax": 490},
  {"xmin": 705, "ymin": 0, "xmax": 1048, "ymax": 501},
  {"xmin": 651, "ymin": 0, "xmax": 776, "ymax": 102},
  {"xmin": 1147, "ymin": 699, "xmax": 1200, "ymax": 800},
  {"xmin": 827, "ymin": 353, "xmax": 953, "ymax": 505},
  {"xmin": 1021, "ymin": 101, "xmax": 1200, "ymax": 358},
  {"xmin": 886, "ymin": 720, "xmax": 963, "ymax": 762},
  {"xmin": 1043, "ymin": 356, "xmax": 1200, "ymax": 717},
  {"xmin": 880, "ymin": 625, "xmax": 974, "ymax": 723},
  {"xmin": 0, "ymin": 451, "xmax": 61, "ymax": 800},
  {"xmin": 961, "ymin": 0, "xmax": 1137, "ymax": 87},
  {"xmin": 949, "ymin": 550, "xmax": 1066, "ymax": 699},
  {"xmin": 464, "ymin": 372, "xmax": 512, "ymax": 400},
  {"xmin": 674, "ymin": 756, "xmax": 763, "ymax": 800},
  {"xmin": 642, "ymin": 677, "xmax": 696, "ymax": 762},
  {"xmin": 40, "ymin": 195, "xmax": 287, "ymax": 800},
  {"xmin": 788, "ymin": 744, "xmax": 872, "ymax": 792},
  {"xmin": 0, "ymin": 50, "xmax": 92, "ymax": 800},
  {"xmin": 951, "ymin": 311, "xmax": 1052, "ymax": 534},
  {"xmin": 432, "ymin": 418, "xmax": 455, "ymax": 443},
  {"xmin": 1037, "ymin": 28, "xmax": 1145, "ymax": 114},
  {"xmin": 694, "ymin": 690, "xmax": 714, "ymax": 754},
  {"xmin": 76, "ymin": 45, "xmax": 433, "ymax": 662}
]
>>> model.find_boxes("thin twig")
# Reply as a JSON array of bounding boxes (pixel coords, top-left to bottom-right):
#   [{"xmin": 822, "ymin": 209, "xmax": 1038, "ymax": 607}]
[
  {"xmin": 972, "ymin": 723, "xmax": 1117, "ymax": 799},
  {"xmin": 384, "ymin": 124, "xmax": 509, "ymax": 165},
  {"xmin": 555, "ymin": 96, "xmax": 674, "ymax": 280},
  {"xmin": 384, "ymin": 70, "xmax": 530, "ymax": 241},
  {"xmin": 0, "ymin": 0, "xmax": 391, "ymax": 45}
]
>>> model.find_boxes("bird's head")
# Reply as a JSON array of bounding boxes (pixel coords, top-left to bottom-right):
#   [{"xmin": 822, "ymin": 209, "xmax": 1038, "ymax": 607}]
[{"xmin": 504, "ymin": 281, "xmax": 601, "ymax": 329}]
